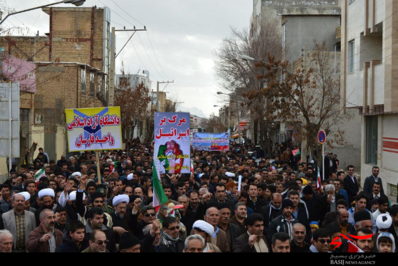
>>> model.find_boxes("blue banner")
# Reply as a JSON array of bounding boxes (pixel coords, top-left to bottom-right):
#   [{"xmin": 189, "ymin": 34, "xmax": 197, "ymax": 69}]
[{"xmin": 193, "ymin": 132, "xmax": 229, "ymax": 151}]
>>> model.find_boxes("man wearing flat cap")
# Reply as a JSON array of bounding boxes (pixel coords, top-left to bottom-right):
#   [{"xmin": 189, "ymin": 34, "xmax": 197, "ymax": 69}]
[
  {"xmin": 118, "ymin": 232, "xmax": 141, "ymax": 252},
  {"xmin": 192, "ymin": 220, "xmax": 221, "ymax": 252},
  {"xmin": 35, "ymin": 188, "xmax": 57, "ymax": 225},
  {"xmin": 268, "ymin": 199, "xmax": 298, "ymax": 244},
  {"xmin": 2, "ymin": 193, "xmax": 36, "ymax": 252}
]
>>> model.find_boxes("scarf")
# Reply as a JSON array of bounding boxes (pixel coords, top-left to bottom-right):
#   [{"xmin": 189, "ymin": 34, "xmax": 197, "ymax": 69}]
[
  {"xmin": 269, "ymin": 202, "xmax": 281, "ymax": 221},
  {"xmin": 162, "ymin": 232, "xmax": 180, "ymax": 247},
  {"xmin": 247, "ymin": 232, "xmax": 269, "ymax": 253}
]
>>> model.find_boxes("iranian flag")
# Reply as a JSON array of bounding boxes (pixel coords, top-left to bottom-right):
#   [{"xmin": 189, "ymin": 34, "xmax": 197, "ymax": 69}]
[
  {"xmin": 347, "ymin": 240, "xmax": 364, "ymax": 253},
  {"xmin": 152, "ymin": 162, "xmax": 168, "ymax": 212},
  {"xmin": 34, "ymin": 167, "xmax": 46, "ymax": 183},
  {"xmin": 190, "ymin": 159, "xmax": 194, "ymax": 175},
  {"xmin": 317, "ymin": 168, "xmax": 322, "ymax": 191}
]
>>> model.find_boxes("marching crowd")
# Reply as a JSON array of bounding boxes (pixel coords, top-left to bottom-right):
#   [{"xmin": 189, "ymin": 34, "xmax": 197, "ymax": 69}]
[{"xmin": 0, "ymin": 139, "xmax": 397, "ymax": 253}]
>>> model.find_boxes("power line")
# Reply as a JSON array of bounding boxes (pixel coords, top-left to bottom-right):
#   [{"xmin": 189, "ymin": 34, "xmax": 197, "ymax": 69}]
[{"xmin": 110, "ymin": 0, "xmax": 145, "ymax": 27}]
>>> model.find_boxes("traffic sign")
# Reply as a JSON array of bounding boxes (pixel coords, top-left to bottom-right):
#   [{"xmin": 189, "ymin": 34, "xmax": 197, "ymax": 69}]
[{"xmin": 318, "ymin": 130, "xmax": 326, "ymax": 145}]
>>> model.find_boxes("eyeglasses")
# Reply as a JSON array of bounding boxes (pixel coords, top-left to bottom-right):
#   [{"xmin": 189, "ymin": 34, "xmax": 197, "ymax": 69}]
[
  {"xmin": 95, "ymin": 240, "xmax": 109, "ymax": 245},
  {"xmin": 167, "ymin": 226, "xmax": 180, "ymax": 231},
  {"xmin": 318, "ymin": 239, "xmax": 331, "ymax": 244},
  {"xmin": 144, "ymin": 213, "xmax": 156, "ymax": 217}
]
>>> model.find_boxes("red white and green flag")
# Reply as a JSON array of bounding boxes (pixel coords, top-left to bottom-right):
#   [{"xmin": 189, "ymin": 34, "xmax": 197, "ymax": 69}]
[
  {"xmin": 152, "ymin": 162, "xmax": 168, "ymax": 212},
  {"xmin": 34, "ymin": 167, "xmax": 46, "ymax": 183},
  {"xmin": 317, "ymin": 167, "xmax": 322, "ymax": 191}
]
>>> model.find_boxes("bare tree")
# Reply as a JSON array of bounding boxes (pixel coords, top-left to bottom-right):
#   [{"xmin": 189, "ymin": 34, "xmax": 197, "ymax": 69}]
[
  {"xmin": 246, "ymin": 41, "xmax": 346, "ymax": 163},
  {"xmin": 214, "ymin": 21, "xmax": 282, "ymax": 153},
  {"xmin": 202, "ymin": 115, "xmax": 226, "ymax": 133}
]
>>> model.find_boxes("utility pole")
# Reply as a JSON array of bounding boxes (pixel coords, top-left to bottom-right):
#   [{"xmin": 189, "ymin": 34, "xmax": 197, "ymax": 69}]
[
  {"xmin": 109, "ymin": 26, "xmax": 147, "ymax": 106},
  {"xmin": 157, "ymin": 80, "xmax": 174, "ymax": 111}
]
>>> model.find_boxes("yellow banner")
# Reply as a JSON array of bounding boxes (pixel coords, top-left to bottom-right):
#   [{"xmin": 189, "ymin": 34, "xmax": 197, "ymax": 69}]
[{"xmin": 65, "ymin": 107, "xmax": 123, "ymax": 152}]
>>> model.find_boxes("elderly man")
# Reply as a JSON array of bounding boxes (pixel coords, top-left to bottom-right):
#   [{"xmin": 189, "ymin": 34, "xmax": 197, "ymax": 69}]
[
  {"xmin": 118, "ymin": 232, "xmax": 141, "ymax": 253},
  {"xmin": 0, "ymin": 229, "xmax": 13, "ymax": 253},
  {"xmin": 183, "ymin": 234, "xmax": 205, "ymax": 253},
  {"xmin": 260, "ymin": 193, "xmax": 283, "ymax": 228},
  {"xmin": 192, "ymin": 220, "xmax": 221, "ymax": 252},
  {"xmin": 26, "ymin": 209, "xmax": 64, "ymax": 253},
  {"xmin": 141, "ymin": 220, "xmax": 162, "ymax": 252},
  {"xmin": 233, "ymin": 213, "xmax": 270, "ymax": 253},
  {"xmin": 204, "ymin": 206, "xmax": 229, "ymax": 252},
  {"xmin": 2, "ymin": 193, "xmax": 36, "ymax": 252},
  {"xmin": 290, "ymin": 223, "xmax": 310, "ymax": 253},
  {"xmin": 314, "ymin": 184, "xmax": 345, "ymax": 224},
  {"xmin": 82, "ymin": 230, "xmax": 109, "ymax": 253},
  {"xmin": 217, "ymin": 203, "xmax": 241, "ymax": 251}
]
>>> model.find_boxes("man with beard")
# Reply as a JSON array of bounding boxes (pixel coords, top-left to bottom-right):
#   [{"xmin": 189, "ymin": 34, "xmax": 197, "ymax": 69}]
[
  {"xmin": 325, "ymin": 208, "xmax": 353, "ymax": 235},
  {"xmin": 233, "ymin": 213, "xmax": 270, "ymax": 253},
  {"xmin": 290, "ymin": 223, "xmax": 310, "ymax": 252},
  {"xmin": 85, "ymin": 207, "xmax": 116, "ymax": 253},
  {"xmin": 353, "ymin": 228, "xmax": 374, "ymax": 253},
  {"xmin": 82, "ymin": 230, "xmax": 109, "ymax": 253},
  {"xmin": 268, "ymin": 199, "xmax": 298, "ymax": 244},
  {"xmin": 26, "ymin": 209, "xmax": 63, "ymax": 252},
  {"xmin": 229, "ymin": 202, "xmax": 247, "ymax": 235},
  {"xmin": 178, "ymin": 195, "xmax": 196, "ymax": 234},
  {"xmin": 35, "ymin": 188, "xmax": 57, "ymax": 225},
  {"xmin": 188, "ymin": 190, "xmax": 200, "ymax": 213},
  {"xmin": 217, "ymin": 203, "xmax": 241, "ymax": 251},
  {"xmin": 2, "ymin": 193, "xmax": 36, "ymax": 252},
  {"xmin": 111, "ymin": 194, "xmax": 131, "ymax": 243},
  {"xmin": 192, "ymin": 220, "xmax": 221, "ymax": 252},
  {"xmin": 204, "ymin": 206, "xmax": 229, "ymax": 252},
  {"xmin": 54, "ymin": 206, "xmax": 69, "ymax": 234}
]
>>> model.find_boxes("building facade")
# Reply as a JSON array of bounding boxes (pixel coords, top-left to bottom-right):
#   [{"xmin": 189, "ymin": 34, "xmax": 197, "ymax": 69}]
[
  {"xmin": 0, "ymin": 7, "xmax": 113, "ymax": 175},
  {"xmin": 341, "ymin": 0, "xmax": 398, "ymax": 201}
]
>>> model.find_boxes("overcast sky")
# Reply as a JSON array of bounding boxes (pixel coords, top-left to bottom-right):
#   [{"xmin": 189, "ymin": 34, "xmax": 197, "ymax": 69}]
[{"xmin": 3, "ymin": 0, "xmax": 253, "ymax": 118}]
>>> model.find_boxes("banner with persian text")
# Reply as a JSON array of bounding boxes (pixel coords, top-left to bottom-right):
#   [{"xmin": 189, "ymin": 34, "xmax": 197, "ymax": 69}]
[
  {"xmin": 65, "ymin": 107, "xmax": 122, "ymax": 152},
  {"xmin": 154, "ymin": 112, "xmax": 190, "ymax": 174},
  {"xmin": 193, "ymin": 132, "xmax": 229, "ymax": 151}
]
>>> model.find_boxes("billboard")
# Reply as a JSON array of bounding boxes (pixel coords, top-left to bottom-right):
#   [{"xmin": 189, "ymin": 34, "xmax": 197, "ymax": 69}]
[
  {"xmin": 193, "ymin": 132, "xmax": 229, "ymax": 151},
  {"xmin": 65, "ymin": 107, "xmax": 122, "ymax": 152},
  {"xmin": 154, "ymin": 112, "xmax": 190, "ymax": 174}
]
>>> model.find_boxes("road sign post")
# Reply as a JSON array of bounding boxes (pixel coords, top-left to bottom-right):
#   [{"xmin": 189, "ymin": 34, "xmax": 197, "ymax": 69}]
[{"xmin": 318, "ymin": 130, "xmax": 326, "ymax": 181}]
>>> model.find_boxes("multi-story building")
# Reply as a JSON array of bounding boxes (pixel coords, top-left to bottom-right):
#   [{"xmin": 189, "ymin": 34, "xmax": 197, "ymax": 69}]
[
  {"xmin": 0, "ymin": 7, "xmax": 113, "ymax": 173},
  {"xmin": 341, "ymin": 0, "xmax": 398, "ymax": 201}
]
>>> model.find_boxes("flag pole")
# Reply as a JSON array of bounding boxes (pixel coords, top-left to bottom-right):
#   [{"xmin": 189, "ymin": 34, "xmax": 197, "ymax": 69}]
[
  {"xmin": 96, "ymin": 151, "xmax": 102, "ymax": 184},
  {"xmin": 322, "ymin": 143, "xmax": 325, "ymax": 181}
]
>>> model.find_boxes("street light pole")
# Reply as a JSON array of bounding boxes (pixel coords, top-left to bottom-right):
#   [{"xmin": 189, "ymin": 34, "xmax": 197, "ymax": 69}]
[{"xmin": 0, "ymin": 0, "xmax": 86, "ymax": 25}]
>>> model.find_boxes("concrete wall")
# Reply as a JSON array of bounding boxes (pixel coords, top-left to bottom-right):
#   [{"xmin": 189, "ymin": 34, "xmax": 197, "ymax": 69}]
[{"xmin": 285, "ymin": 16, "xmax": 340, "ymax": 62}]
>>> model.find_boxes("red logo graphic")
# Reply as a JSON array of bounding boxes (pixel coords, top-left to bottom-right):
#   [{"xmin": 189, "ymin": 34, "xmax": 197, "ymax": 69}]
[{"xmin": 331, "ymin": 234, "xmax": 373, "ymax": 250}]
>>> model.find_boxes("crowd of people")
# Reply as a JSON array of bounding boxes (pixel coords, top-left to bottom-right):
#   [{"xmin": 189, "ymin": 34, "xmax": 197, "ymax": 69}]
[{"xmin": 0, "ymin": 139, "xmax": 397, "ymax": 253}]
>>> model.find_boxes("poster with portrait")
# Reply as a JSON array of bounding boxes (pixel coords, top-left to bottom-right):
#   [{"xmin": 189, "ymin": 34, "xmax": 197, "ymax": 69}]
[{"xmin": 154, "ymin": 112, "xmax": 190, "ymax": 174}]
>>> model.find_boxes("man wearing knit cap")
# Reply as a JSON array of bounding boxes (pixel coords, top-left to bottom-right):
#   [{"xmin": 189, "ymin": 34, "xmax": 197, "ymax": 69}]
[
  {"xmin": 54, "ymin": 205, "xmax": 69, "ymax": 234},
  {"xmin": 2, "ymin": 193, "xmax": 36, "ymax": 252},
  {"xmin": 192, "ymin": 220, "xmax": 221, "ymax": 252},
  {"xmin": 35, "ymin": 188, "xmax": 56, "ymax": 225},
  {"xmin": 118, "ymin": 232, "xmax": 140, "ymax": 253},
  {"xmin": 268, "ymin": 199, "xmax": 297, "ymax": 244}
]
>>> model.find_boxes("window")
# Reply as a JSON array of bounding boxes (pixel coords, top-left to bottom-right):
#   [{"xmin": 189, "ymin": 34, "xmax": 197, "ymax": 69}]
[
  {"xmin": 20, "ymin": 109, "xmax": 29, "ymax": 122},
  {"xmin": 97, "ymin": 75, "xmax": 102, "ymax": 94},
  {"xmin": 349, "ymin": 40, "xmax": 355, "ymax": 73},
  {"xmin": 81, "ymin": 69, "xmax": 86, "ymax": 92},
  {"xmin": 365, "ymin": 116, "xmax": 378, "ymax": 165},
  {"xmin": 90, "ymin": 72, "xmax": 95, "ymax": 97}
]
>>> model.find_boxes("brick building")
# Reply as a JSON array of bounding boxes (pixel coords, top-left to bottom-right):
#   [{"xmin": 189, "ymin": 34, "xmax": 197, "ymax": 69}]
[{"xmin": 0, "ymin": 6, "xmax": 113, "ymax": 172}]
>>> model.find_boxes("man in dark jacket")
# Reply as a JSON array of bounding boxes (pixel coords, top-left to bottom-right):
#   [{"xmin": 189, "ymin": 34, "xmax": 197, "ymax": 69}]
[
  {"xmin": 56, "ymin": 220, "xmax": 89, "ymax": 252},
  {"xmin": 260, "ymin": 193, "xmax": 282, "ymax": 227},
  {"xmin": 160, "ymin": 216, "xmax": 185, "ymax": 253},
  {"xmin": 217, "ymin": 203, "xmax": 241, "ymax": 251},
  {"xmin": 141, "ymin": 220, "xmax": 162, "ymax": 252},
  {"xmin": 85, "ymin": 207, "xmax": 116, "ymax": 253},
  {"xmin": 268, "ymin": 199, "xmax": 298, "ymax": 244},
  {"xmin": 232, "ymin": 213, "xmax": 271, "ymax": 253},
  {"xmin": 314, "ymin": 184, "xmax": 345, "ymax": 224},
  {"xmin": 343, "ymin": 165, "xmax": 359, "ymax": 205},
  {"xmin": 246, "ymin": 183, "xmax": 268, "ymax": 213}
]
